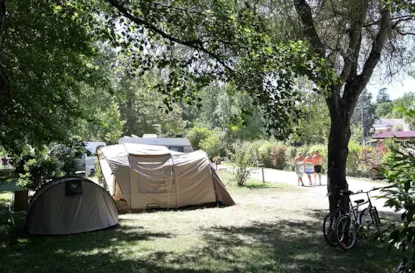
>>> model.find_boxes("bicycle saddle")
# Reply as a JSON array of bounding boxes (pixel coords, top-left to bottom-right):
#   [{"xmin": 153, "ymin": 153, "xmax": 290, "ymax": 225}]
[
  {"xmin": 354, "ymin": 199, "xmax": 365, "ymax": 204},
  {"xmin": 340, "ymin": 190, "xmax": 354, "ymax": 195}
]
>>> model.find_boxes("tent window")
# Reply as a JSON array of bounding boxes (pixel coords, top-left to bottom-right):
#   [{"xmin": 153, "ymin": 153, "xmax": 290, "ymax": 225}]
[
  {"xmin": 135, "ymin": 162, "xmax": 173, "ymax": 193},
  {"xmin": 168, "ymin": 146, "xmax": 184, "ymax": 152},
  {"xmin": 65, "ymin": 180, "xmax": 83, "ymax": 196},
  {"xmin": 137, "ymin": 170, "xmax": 172, "ymax": 193}
]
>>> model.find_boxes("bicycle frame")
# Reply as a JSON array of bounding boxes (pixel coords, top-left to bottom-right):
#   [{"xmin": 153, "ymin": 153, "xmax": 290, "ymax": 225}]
[{"xmin": 347, "ymin": 185, "xmax": 395, "ymax": 230}]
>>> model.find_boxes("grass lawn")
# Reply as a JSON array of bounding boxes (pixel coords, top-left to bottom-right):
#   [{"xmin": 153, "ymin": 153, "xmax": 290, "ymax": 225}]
[{"xmin": 0, "ymin": 170, "xmax": 403, "ymax": 273}]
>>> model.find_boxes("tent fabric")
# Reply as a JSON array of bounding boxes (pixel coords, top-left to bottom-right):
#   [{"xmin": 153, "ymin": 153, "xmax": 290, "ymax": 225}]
[
  {"xmin": 98, "ymin": 143, "xmax": 235, "ymax": 210},
  {"xmin": 26, "ymin": 177, "xmax": 119, "ymax": 235}
]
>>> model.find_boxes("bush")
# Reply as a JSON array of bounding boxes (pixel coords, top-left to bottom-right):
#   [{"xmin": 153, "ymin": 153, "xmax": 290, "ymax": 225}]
[
  {"xmin": 380, "ymin": 140, "xmax": 415, "ymax": 271},
  {"xmin": 200, "ymin": 130, "xmax": 225, "ymax": 159},
  {"xmin": 359, "ymin": 146, "xmax": 386, "ymax": 179},
  {"xmin": 231, "ymin": 141, "xmax": 260, "ymax": 186},
  {"xmin": 258, "ymin": 142, "xmax": 274, "ymax": 168},
  {"xmin": 346, "ymin": 141, "xmax": 362, "ymax": 177},
  {"xmin": 16, "ymin": 146, "xmax": 64, "ymax": 190},
  {"xmin": 186, "ymin": 127, "xmax": 212, "ymax": 150},
  {"xmin": 271, "ymin": 145, "xmax": 287, "ymax": 170}
]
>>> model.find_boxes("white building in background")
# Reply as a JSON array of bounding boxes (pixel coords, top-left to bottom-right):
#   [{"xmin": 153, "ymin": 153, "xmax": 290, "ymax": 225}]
[{"xmin": 372, "ymin": 118, "xmax": 410, "ymax": 135}]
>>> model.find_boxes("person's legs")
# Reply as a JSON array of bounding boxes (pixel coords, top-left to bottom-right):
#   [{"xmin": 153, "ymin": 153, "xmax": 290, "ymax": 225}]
[
  {"xmin": 307, "ymin": 174, "xmax": 312, "ymax": 185},
  {"xmin": 315, "ymin": 165, "xmax": 322, "ymax": 185},
  {"xmin": 300, "ymin": 177, "xmax": 304, "ymax": 186}
]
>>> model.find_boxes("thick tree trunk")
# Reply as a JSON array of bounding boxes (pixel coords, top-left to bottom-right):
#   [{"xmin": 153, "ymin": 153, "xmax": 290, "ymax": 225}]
[
  {"xmin": 326, "ymin": 94, "xmax": 356, "ymax": 212},
  {"xmin": 327, "ymin": 117, "xmax": 351, "ymax": 211}
]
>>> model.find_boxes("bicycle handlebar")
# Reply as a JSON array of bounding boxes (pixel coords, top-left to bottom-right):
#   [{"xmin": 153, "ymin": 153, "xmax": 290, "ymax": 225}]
[
  {"xmin": 355, "ymin": 184, "xmax": 397, "ymax": 194},
  {"xmin": 327, "ymin": 184, "xmax": 397, "ymax": 197},
  {"xmin": 371, "ymin": 184, "xmax": 396, "ymax": 191}
]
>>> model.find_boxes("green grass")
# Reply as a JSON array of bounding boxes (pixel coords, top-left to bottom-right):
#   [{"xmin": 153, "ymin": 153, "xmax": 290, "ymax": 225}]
[{"xmin": 0, "ymin": 170, "xmax": 404, "ymax": 273}]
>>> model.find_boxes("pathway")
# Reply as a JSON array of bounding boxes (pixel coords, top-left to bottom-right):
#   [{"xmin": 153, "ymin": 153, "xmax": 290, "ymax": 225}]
[{"xmin": 249, "ymin": 168, "xmax": 394, "ymax": 213}]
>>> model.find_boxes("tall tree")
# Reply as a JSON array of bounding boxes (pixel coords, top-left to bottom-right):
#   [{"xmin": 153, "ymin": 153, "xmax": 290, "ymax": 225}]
[
  {"xmin": 377, "ymin": 88, "xmax": 392, "ymax": 103},
  {"xmin": 0, "ymin": 0, "xmax": 105, "ymax": 153},
  {"xmin": 101, "ymin": 0, "xmax": 415, "ymax": 211},
  {"xmin": 289, "ymin": 0, "xmax": 414, "ymax": 210},
  {"xmin": 351, "ymin": 89, "xmax": 376, "ymax": 143}
]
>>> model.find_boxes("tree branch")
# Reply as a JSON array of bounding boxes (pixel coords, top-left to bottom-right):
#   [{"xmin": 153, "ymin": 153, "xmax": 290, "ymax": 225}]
[
  {"xmin": 395, "ymin": 29, "xmax": 415, "ymax": 36},
  {"xmin": 293, "ymin": 0, "xmax": 325, "ymax": 56},
  {"xmin": 364, "ymin": 15, "xmax": 413, "ymax": 28},
  {"xmin": 357, "ymin": 7, "xmax": 391, "ymax": 88},
  {"xmin": 339, "ymin": 0, "xmax": 368, "ymax": 83},
  {"xmin": 345, "ymin": 6, "xmax": 391, "ymax": 102},
  {"xmin": 106, "ymin": 0, "xmax": 234, "ymax": 73}
]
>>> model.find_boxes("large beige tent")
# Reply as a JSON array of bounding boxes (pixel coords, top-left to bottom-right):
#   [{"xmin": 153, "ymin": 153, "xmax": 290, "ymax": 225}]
[
  {"xmin": 26, "ymin": 177, "xmax": 119, "ymax": 235},
  {"xmin": 98, "ymin": 143, "xmax": 234, "ymax": 210}
]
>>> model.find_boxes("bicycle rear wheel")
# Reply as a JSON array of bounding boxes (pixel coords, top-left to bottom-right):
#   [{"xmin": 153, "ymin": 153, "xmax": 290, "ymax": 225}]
[
  {"xmin": 323, "ymin": 213, "xmax": 338, "ymax": 246},
  {"xmin": 371, "ymin": 207, "xmax": 381, "ymax": 230},
  {"xmin": 359, "ymin": 208, "xmax": 373, "ymax": 233},
  {"xmin": 336, "ymin": 214, "xmax": 357, "ymax": 250}
]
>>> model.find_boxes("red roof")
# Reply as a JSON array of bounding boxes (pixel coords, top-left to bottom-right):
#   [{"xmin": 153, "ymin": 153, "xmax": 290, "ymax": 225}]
[{"xmin": 372, "ymin": 131, "xmax": 415, "ymax": 139}]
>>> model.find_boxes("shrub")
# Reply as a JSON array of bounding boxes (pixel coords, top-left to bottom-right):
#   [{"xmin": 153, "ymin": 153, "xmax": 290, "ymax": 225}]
[
  {"xmin": 271, "ymin": 145, "xmax": 287, "ymax": 170},
  {"xmin": 258, "ymin": 142, "xmax": 274, "ymax": 168},
  {"xmin": 346, "ymin": 141, "xmax": 362, "ymax": 177},
  {"xmin": 16, "ymin": 146, "xmax": 64, "ymax": 190},
  {"xmin": 199, "ymin": 130, "xmax": 225, "ymax": 159},
  {"xmin": 186, "ymin": 127, "xmax": 212, "ymax": 150},
  {"xmin": 380, "ymin": 140, "xmax": 415, "ymax": 270},
  {"xmin": 231, "ymin": 141, "xmax": 260, "ymax": 186},
  {"xmin": 359, "ymin": 146, "xmax": 386, "ymax": 179}
]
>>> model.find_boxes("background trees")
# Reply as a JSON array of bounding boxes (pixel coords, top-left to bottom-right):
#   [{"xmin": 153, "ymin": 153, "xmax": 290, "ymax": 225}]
[
  {"xmin": 0, "ymin": 0, "xmax": 104, "ymax": 153},
  {"xmin": 350, "ymin": 90, "xmax": 377, "ymax": 144},
  {"xmin": 0, "ymin": 0, "xmax": 414, "ymax": 213}
]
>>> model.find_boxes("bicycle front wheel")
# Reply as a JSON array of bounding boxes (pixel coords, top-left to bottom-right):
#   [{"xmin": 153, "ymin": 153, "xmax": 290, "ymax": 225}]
[
  {"xmin": 336, "ymin": 214, "xmax": 357, "ymax": 250},
  {"xmin": 323, "ymin": 213, "xmax": 338, "ymax": 246}
]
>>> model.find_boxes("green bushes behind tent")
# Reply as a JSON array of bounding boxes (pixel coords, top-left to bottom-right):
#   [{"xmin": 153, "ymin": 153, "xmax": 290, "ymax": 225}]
[{"xmin": 226, "ymin": 140, "xmax": 388, "ymax": 179}]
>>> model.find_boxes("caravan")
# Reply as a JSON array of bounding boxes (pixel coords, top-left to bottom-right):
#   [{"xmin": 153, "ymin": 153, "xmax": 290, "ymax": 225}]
[
  {"xmin": 119, "ymin": 135, "xmax": 193, "ymax": 153},
  {"xmin": 50, "ymin": 141, "xmax": 106, "ymax": 176}
]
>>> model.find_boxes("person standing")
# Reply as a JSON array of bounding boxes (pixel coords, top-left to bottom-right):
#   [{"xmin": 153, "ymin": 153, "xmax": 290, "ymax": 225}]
[
  {"xmin": 304, "ymin": 153, "xmax": 314, "ymax": 186},
  {"xmin": 313, "ymin": 151, "xmax": 323, "ymax": 185},
  {"xmin": 293, "ymin": 153, "xmax": 304, "ymax": 186}
]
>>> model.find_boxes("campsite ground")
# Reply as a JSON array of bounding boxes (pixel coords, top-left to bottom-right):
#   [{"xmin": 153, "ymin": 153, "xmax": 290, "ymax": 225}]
[{"xmin": 0, "ymin": 169, "xmax": 403, "ymax": 273}]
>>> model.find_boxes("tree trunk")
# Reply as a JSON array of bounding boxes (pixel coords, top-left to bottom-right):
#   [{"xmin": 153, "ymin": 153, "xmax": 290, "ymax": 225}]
[{"xmin": 327, "ymin": 103, "xmax": 352, "ymax": 212}]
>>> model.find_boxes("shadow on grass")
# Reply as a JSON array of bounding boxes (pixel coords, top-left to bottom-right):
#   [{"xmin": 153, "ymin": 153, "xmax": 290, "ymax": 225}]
[{"xmin": 0, "ymin": 193, "xmax": 403, "ymax": 273}]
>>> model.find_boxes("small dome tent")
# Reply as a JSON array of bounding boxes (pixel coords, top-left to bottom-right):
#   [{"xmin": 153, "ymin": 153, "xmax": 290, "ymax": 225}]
[
  {"xmin": 26, "ymin": 177, "xmax": 118, "ymax": 235},
  {"xmin": 98, "ymin": 143, "xmax": 235, "ymax": 211}
]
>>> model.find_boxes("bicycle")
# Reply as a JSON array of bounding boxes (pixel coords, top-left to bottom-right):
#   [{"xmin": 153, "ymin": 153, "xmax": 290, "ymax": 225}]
[
  {"xmin": 335, "ymin": 185, "xmax": 396, "ymax": 250},
  {"xmin": 323, "ymin": 190, "xmax": 353, "ymax": 246}
]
